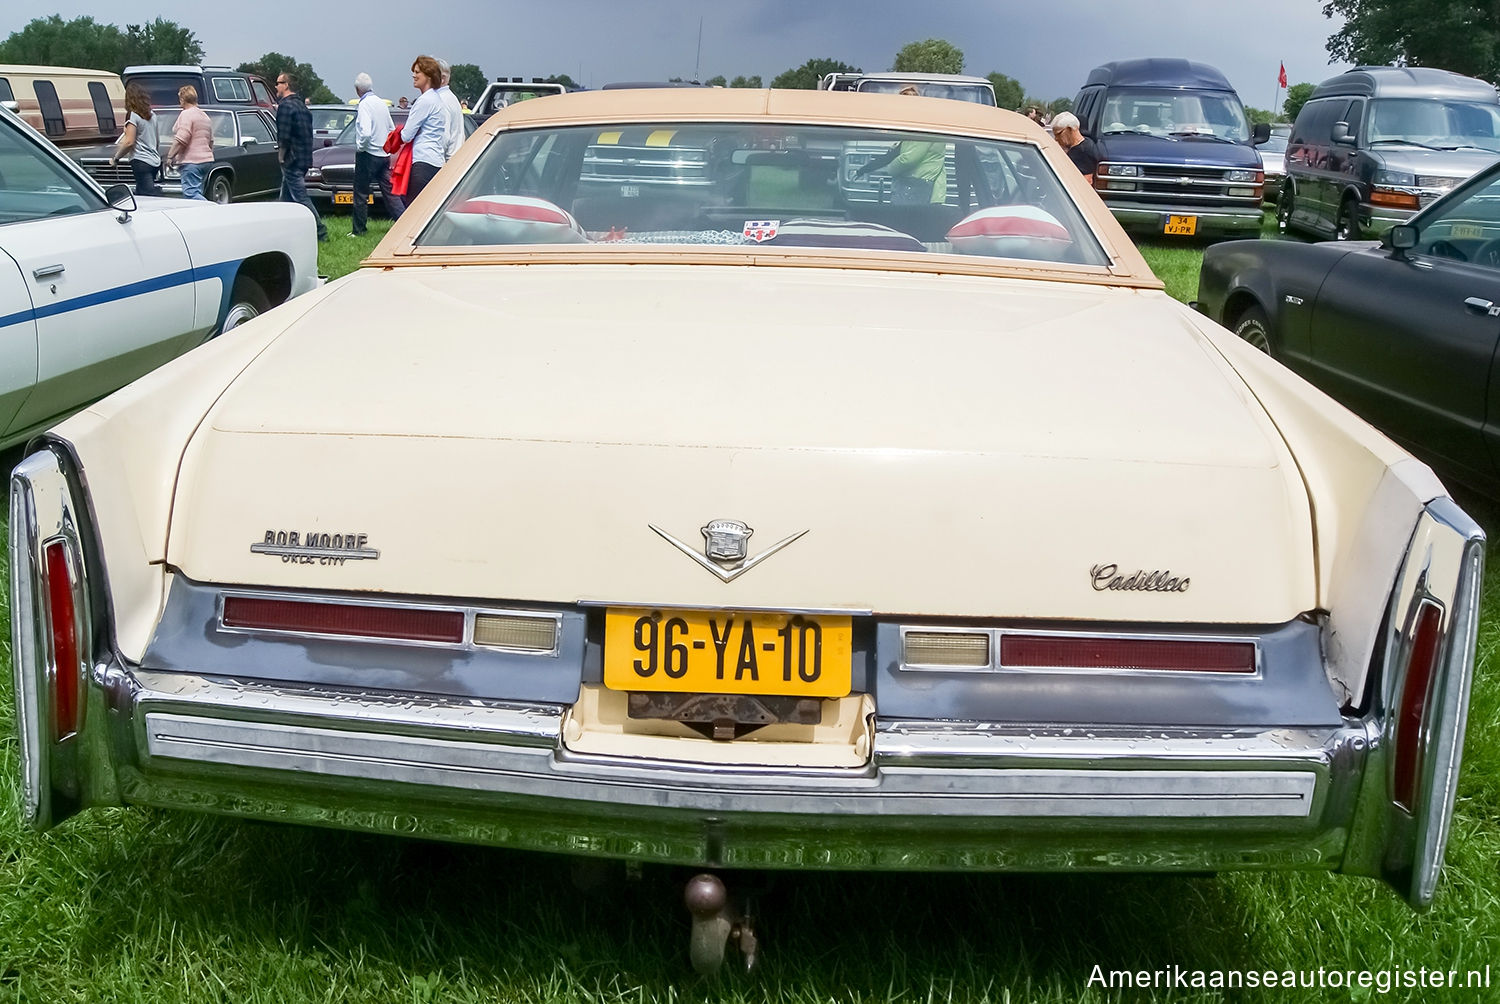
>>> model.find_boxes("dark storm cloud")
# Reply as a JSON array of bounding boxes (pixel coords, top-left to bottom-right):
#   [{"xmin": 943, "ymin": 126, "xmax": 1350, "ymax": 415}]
[{"xmin": 33, "ymin": 1, "xmax": 1346, "ymax": 107}]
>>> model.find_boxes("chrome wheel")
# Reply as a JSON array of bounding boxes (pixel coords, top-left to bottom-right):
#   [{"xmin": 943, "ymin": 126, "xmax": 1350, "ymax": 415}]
[
  {"xmin": 209, "ymin": 174, "xmax": 232, "ymax": 205},
  {"xmin": 1277, "ymin": 187, "xmax": 1293, "ymax": 233},
  {"xmin": 217, "ymin": 275, "xmax": 271, "ymax": 336},
  {"xmin": 1335, "ymin": 200, "xmax": 1358, "ymax": 240}
]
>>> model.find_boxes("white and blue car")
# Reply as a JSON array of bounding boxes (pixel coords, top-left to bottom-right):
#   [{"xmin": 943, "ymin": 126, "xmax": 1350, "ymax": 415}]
[{"xmin": 0, "ymin": 104, "xmax": 318, "ymax": 452}]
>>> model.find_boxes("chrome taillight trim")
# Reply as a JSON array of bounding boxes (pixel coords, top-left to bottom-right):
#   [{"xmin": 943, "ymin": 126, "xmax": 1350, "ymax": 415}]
[
  {"xmin": 10, "ymin": 447, "xmax": 92, "ymax": 828},
  {"xmin": 215, "ymin": 588, "xmax": 565, "ymax": 656},
  {"xmin": 897, "ymin": 623, "xmax": 1263, "ymax": 679}
]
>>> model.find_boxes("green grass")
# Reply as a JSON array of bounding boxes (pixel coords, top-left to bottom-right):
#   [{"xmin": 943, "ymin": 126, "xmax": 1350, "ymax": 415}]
[
  {"xmin": 316, "ymin": 218, "xmax": 394, "ymax": 279},
  {"xmin": 5, "ymin": 216, "xmax": 1500, "ymax": 1003}
]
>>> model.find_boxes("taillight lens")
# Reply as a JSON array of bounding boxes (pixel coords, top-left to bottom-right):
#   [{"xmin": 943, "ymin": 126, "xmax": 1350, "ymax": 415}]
[
  {"xmin": 222, "ymin": 596, "xmax": 465, "ymax": 644},
  {"xmin": 1394, "ymin": 600, "xmax": 1446, "ymax": 813},
  {"xmin": 43, "ymin": 539, "xmax": 83, "ymax": 741},
  {"xmin": 1001, "ymin": 634, "xmax": 1256, "ymax": 673},
  {"xmin": 1371, "ymin": 188, "xmax": 1420, "ymax": 209}
]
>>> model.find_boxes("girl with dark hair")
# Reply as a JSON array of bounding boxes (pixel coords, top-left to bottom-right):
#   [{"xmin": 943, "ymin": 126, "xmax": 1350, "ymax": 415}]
[{"xmin": 110, "ymin": 82, "xmax": 162, "ymax": 196}]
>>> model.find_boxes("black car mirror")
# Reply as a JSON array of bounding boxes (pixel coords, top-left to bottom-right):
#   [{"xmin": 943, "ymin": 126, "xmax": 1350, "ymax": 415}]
[
  {"xmin": 1332, "ymin": 122, "xmax": 1355, "ymax": 146},
  {"xmin": 104, "ymin": 183, "xmax": 136, "ymax": 221},
  {"xmin": 1387, "ymin": 223, "xmax": 1418, "ymax": 258},
  {"xmin": 1251, "ymin": 122, "xmax": 1271, "ymax": 145}
]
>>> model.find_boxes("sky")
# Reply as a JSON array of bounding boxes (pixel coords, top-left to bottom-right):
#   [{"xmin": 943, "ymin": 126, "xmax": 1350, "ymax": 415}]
[{"xmin": 23, "ymin": 0, "xmax": 1350, "ymax": 110}]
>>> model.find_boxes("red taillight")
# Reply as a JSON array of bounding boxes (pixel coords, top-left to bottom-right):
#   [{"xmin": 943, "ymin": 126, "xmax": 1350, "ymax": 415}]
[
  {"xmin": 44, "ymin": 539, "xmax": 82, "ymax": 741},
  {"xmin": 1000, "ymin": 634, "xmax": 1256, "ymax": 673},
  {"xmin": 222, "ymin": 596, "xmax": 465, "ymax": 644},
  {"xmin": 1394, "ymin": 600, "xmax": 1446, "ymax": 813}
]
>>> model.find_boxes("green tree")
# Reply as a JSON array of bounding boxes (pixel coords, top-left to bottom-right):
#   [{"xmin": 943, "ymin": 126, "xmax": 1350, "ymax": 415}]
[
  {"xmin": 0, "ymin": 15, "xmax": 126, "ymax": 73},
  {"xmin": 123, "ymin": 18, "xmax": 203, "ymax": 67},
  {"xmin": 1243, "ymin": 105, "xmax": 1275, "ymax": 125},
  {"xmin": 545, "ymin": 74, "xmax": 579, "ymax": 90},
  {"xmin": 1323, "ymin": 0, "xmax": 1500, "ymax": 81},
  {"xmin": 729, "ymin": 74, "xmax": 762, "ymax": 88},
  {"xmin": 892, "ymin": 38, "xmax": 963, "ymax": 74},
  {"xmin": 447, "ymin": 62, "xmax": 486, "ymax": 105},
  {"xmin": 705, "ymin": 74, "xmax": 727, "ymax": 87},
  {"xmin": 985, "ymin": 72, "xmax": 1024, "ymax": 110},
  {"xmin": 238, "ymin": 53, "xmax": 338, "ymax": 103},
  {"xmin": 1283, "ymin": 81, "xmax": 1316, "ymax": 122},
  {"xmin": 1047, "ymin": 96, "xmax": 1073, "ymax": 115},
  {"xmin": 770, "ymin": 58, "xmax": 859, "ymax": 90}
]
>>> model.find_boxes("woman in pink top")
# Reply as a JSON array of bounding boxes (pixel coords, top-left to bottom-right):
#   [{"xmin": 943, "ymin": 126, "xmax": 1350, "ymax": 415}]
[{"xmin": 166, "ymin": 85, "xmax": 215, "ymax": 200}]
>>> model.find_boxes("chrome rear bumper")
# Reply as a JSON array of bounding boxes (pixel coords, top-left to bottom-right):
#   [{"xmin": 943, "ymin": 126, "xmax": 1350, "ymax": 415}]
[{"xmin": 92, "ymin": 664, "xmax": 1368, "ymax": 871}]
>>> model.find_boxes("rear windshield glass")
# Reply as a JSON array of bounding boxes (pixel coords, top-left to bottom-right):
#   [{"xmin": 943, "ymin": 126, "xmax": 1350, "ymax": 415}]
[
  {"xmin": 418, "ymin": 122, "xmax": 1108, "ymax": 266},
  {"xmin": 132, "ymin": 75, "xmax": 201, "ymax": 106},
  {"xmin": 311, "ymin": 107, "xmax": 356, "ymax": 132},
  {"xmin": 1100, "ymin": 88, "xmax": 1250, "ymax": 142},
  {"xmin": 855, "ymin": 80, "xmax": 997, "ymax": 106},
  {"xmin": 1368, "ymin": 99, "xmax": 1500, "ymax": 152}
]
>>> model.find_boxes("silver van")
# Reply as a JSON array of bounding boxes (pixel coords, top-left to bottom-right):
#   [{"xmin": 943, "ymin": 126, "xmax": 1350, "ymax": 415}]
[{"xmin": 1281, "ymin": 66, "xmax": 1500, "ymax": 240}]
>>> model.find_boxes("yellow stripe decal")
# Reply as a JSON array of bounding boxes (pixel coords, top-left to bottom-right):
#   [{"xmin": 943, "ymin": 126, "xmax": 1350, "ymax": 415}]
[
  {"xmin": 596, "ymin": 131, "xmax": 622, "ymax": 145},
  {"xmin": 645, "ymin": 129, "xmax": 677, "ymax": 147}
]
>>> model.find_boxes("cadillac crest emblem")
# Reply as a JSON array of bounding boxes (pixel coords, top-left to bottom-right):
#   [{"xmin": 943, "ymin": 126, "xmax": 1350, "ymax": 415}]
[
  {"xmin": 702, "ymin": 519, "xmax": 753, "ymax": 563},
  {"xmin": 649, "ymin": 518, "xmax": 808, "ymax": 583}
]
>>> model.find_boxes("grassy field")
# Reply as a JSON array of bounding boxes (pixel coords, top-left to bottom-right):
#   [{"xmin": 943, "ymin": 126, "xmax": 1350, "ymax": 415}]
[{"xmin": 4, "ymin": 214, "xmax": 1500, "ymax": 1003}]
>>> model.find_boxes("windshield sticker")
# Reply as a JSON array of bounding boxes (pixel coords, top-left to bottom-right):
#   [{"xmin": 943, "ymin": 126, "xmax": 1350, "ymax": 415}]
[{"xmin": 743, "ymin": 220, "xmax": 780, "ymax": 242}]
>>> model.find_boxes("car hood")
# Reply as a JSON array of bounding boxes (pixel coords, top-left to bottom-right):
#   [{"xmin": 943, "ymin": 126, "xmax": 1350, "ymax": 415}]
[
  {"xmin": 1365, "ymin": 146, "xmax": 1500, "ymax": 177},
  {"xmin": 165, "ymin": 265, "xmax": 1315, "ymax": 622},
  {"xmin": 311, "ymin": 144, "xmax": 355, "ymax": 168},
  {"xmin": 1093, "ymin": 133, "xmax": 1262, "ymax": 168}
]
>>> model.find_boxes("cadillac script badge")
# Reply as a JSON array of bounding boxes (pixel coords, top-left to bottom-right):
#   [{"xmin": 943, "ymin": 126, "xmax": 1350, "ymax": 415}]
[{"xmin": 650, "ymin": 519, "xmax": 807, "ymax": 583}]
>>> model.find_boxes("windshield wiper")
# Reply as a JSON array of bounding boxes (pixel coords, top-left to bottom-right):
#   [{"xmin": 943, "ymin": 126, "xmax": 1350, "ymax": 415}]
[
  {"xmin": 1440, "ymin": 144, "xmax": 1498, "ymax": 152},
  {"xmin": 1102, "ymin": 128, "xmax": 1152, "ymax": 136},
  {"xmin": 1168, "ymin": 131, "xmax": 1236, "ymax": 143},
  {"xmin": 1369, "ymin": 139, "xmax": 1447, "ymax": 151}
]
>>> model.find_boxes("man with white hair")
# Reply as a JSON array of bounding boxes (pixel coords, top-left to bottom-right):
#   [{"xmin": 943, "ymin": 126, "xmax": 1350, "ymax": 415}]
[
  {"xmin": 436, "ymin": 59, "xmax": 465, "ymax": 160},
  {"xmin": 351, "ymin": 71, "xmax": 402, "ymax": 234},
  {"xmin": 1049, "ymin": 111, "xmax": 1099, "ymax": 184}
]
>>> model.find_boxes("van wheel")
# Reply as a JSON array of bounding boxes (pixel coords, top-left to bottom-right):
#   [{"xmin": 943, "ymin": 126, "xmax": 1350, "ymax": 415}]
[
  {"xmin": 1335, "ymin": 199, "xmax": 1359, "ymax": 240},
  {"xmin": 1277, "ymin": 187, "xmax": 1294, "ymax": 233},
  {"xmin": 217, "ymin": 275, "xmax": 270, "ymax": 336},
  {"xmin": 1233, "ymin": 304, "xmax": 1275, "ymax": 357},
  {"xmin": 208, "ymin": 172, "xmax": 233, "ymax": 205}
]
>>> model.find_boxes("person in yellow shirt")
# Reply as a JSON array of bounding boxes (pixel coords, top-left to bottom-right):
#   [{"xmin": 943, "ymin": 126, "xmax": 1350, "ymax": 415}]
[{"xmin": 852, "ymin": 85, "xmax": 948, "ymax": 204}]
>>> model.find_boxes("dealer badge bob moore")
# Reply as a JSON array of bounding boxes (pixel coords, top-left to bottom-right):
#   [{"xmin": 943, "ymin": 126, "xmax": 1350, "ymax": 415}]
[{"xmin": 251, "ymin": 529, "xmax": 380, "ymax": 566}]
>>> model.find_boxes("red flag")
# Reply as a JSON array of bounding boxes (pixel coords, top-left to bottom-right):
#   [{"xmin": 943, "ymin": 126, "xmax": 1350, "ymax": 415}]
[{"xmin": 1278, "ymin": 62, "xmax": 1288, "ymax": 88}]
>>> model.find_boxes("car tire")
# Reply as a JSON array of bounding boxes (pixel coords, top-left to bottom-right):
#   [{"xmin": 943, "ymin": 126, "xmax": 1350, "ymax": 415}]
[
  {"xmin": 208, "ymin": 172, "xmax": 233, "ymax": 205},
  {"xmin": 1233, "ymin": 304, "xmax": 1275, "ymax": 357},
  {"xmin": 218, "ymin": 275, "xmax": 271, "ymax": 335},
  {"xmin": 1334, "ymin": 198, "xmax": 1359, "ymax": 241},
  {"xmin": 1277, "ymin": 186, "xmax": 1294, "ymax": 234}
]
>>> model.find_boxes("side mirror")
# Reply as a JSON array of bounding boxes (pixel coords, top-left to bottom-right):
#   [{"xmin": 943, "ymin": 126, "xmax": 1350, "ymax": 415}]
[
  {"xmin": 1252, "ymin": 122, "xmax": 1271, "ymax": 145},
  {"xmin": 104, "ymin": 182, "xmax": 137, "ymax": 221},
  {"xmin": 1387, "ymin": 223, "xmax": 1418, "ymax": 258},
  {"xmin": 1332, "ymin": 122, "xmax": 1355, "ymax": 146},
  {"xmin": 242, "ymin": 136, "xmax": 257, "ymax": 145}
]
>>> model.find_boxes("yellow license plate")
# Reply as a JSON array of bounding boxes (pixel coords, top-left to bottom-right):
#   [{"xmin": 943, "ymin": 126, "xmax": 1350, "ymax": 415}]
[
  {"xmin": 604, "ymin": 608, "xmax": 852, "ymax": 697},
  {"xmin": 333, "ymin": 192, "xmax": 353, "ymax": 205},
  {"xmin": 1164, "ymin": 215, "xmax": 1198, "ymax": 236},
  {"xmin": 1451, "ymin": 223, "xmax": 1485, "ymax": 240}
]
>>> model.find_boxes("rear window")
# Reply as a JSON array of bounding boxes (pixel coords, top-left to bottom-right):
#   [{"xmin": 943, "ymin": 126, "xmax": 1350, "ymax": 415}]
[
  {"xmin": 310, "ymin": 108, "xmax": 356, "ymax": 132},
  {"xmin": 418, "ymin": 121, "xmax": 1109, "ymax": 267},
  {"xmin": 32, "ymin": 80, "xmax": 65, "ymax": 136},
  {"xmin": 130, "ymin": 75, "xmax": 201, "ymax": 106},
  {"xmin": 0, "ymin": 78, "xmax": 13, "ymax": 103}
]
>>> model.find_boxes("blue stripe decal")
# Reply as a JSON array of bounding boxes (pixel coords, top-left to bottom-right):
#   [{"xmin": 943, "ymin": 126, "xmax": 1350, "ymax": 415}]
[{"xmin": 0, "ymin": 258, "xmax": 243, "ymax": 331}]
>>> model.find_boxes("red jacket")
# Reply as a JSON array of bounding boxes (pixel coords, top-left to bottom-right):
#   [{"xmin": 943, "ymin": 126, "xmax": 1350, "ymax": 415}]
[{"xmin": 383, "ymin": 127, "xmax": 413, "ymax": 196}]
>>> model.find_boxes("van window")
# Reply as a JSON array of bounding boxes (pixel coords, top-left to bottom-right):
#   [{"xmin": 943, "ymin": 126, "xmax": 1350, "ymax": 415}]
[
  {"xmin": 0, "ymin": 78, "xmax": 13, "ymax": 103},
  {"xmin": 252, "ymin": 79, "xmax": 272, "ymax": 105},
  {"xmin": 1099, "ymin": 87, "xmax": 1250, "ymax": 141},
  {"xmin": 1368, "ymin": 98, "xmax": 1500, "ymax": 153},
  {"xmin": 132, "ymin": 75, "xmax": 200, "ymax": 106},
  {"xmin": 210, "ymin": 76, "xmax": 251, "ymax": 102},
  {"xmin": 88, "ymin": 81, "xmax": 117, "ymax": 134},
  {"xmin": 32, "ymin": 80, "xmax": 66, "ymax": 136},
  {"xmin": 1292, "ymin": 99, "xmax": 1338, "ymax": 145}
]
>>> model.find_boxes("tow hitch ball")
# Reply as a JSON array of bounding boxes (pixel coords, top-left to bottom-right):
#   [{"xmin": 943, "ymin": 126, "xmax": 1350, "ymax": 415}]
[{"xmin": 683, "ymin": 873, "xmax": 757, "ymax": 975}]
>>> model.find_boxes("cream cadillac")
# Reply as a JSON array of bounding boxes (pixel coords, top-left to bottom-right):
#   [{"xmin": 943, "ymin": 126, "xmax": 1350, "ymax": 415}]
[{"xmin": 9, "ymin": 90, "xmax": 1484, "ymax": 970}]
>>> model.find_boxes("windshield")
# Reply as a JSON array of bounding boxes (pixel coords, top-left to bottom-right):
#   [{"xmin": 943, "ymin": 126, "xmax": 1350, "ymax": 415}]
[
  {"xmin": 129, "ymin": 75, "xmax": 202, "ymax": 107},
  {"xmin": 482, "ymin": 86, "xmax": 563, "ymax": 115},
  {"xmin": 334, "ymin": 111, "xmax": 409, "ymax": 145},
  {"xmin": 311, "ymin": 108, "xmax": 356, "ymax": 132},
  {"xmin": 418, "ymin": 121, "xmax": 1108, "ymax": 266},
  {"xmin": 855, "ymin": 80, "xmax": 997, "ymax": 106},
  {"xmin": 1368, "ymin": 99, "xmax": 1500, "ymax": 151},
  {"xmin": 1100, "ymin": 88, "xmax": 1250, "ymax": 142}
]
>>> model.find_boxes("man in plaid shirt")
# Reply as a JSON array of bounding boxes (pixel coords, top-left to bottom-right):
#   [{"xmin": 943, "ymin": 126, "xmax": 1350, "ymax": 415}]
[{"xmin": 274, "ymin": 70, "xmax": 328, "ymax": 241}]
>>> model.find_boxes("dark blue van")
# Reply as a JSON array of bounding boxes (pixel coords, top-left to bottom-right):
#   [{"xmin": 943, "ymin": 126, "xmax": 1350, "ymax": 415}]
[{"xmin": 1072, "ymin": 59, "xmax": 1271, "ymax": 238}]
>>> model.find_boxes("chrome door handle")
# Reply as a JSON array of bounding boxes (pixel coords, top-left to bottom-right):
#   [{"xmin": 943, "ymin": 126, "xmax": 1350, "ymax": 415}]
[
  {"xmin": 1465, "ymin": 296, "xmax": 1499, "ymax": 314},
  {"xmin": 32, "ymin": 264, "xmax": 64, "ymax": 279}
]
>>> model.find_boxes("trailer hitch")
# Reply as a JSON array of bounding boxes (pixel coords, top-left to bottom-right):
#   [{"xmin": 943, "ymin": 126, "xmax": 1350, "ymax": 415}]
[{"xmin": 683, "ymin": 873, "xmax": 757, "ymax": 975}]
